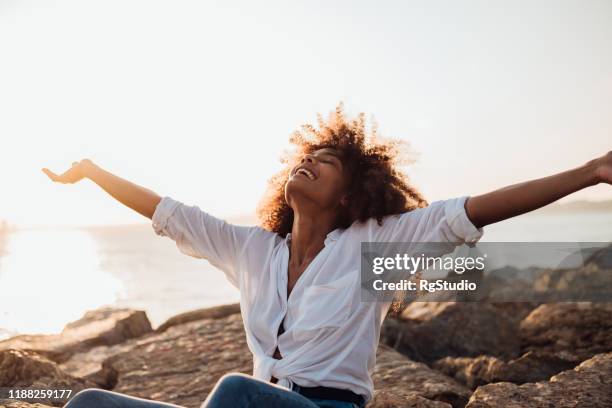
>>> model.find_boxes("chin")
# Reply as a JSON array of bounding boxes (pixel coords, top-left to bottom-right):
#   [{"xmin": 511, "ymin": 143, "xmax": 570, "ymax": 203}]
[{"xmin": 285, "ymin": 180, "xmax": 314, "ymax": 205}]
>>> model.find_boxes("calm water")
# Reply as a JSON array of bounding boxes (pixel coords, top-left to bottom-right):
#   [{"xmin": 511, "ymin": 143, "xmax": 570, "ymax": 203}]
[{"xmin": 0, "ymin": 211, "xmax": 611, "ymax": 340}]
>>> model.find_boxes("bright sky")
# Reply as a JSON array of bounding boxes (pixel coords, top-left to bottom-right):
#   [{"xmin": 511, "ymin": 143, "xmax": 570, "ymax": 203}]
[{"xmin": 1, "ymin": 0, "xmax": 610, "ymax": 228}]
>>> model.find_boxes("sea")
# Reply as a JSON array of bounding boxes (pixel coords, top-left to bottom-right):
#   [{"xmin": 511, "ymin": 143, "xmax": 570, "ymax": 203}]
[{"xmin": 0, "ymin": 210, "xmax": 611, "ymax": 341}]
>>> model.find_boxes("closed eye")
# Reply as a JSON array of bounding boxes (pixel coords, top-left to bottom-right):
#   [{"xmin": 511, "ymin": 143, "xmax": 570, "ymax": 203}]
[
  {"xmin": 313, "ymin": 151, "xmax": 343, "ymax": 168},
  {"xmin": 318, "ymin": 157, "xmax": 338, "ymax": 166}
]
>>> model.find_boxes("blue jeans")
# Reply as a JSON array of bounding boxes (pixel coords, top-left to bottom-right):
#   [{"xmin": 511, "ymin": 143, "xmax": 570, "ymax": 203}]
[{"xmin": 63, "ymin": 373, "xmax": 366, "ymax": 408}]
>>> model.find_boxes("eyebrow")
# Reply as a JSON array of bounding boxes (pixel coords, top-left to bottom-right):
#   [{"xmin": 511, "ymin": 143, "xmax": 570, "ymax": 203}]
[{"xmin": 315, "ymin": 148, "xmax": 341, "ymax": 158}]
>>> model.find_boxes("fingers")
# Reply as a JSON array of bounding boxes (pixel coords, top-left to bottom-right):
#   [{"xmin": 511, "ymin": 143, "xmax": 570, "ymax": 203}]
[
  {"xmin": 42, "ymin": 164, "xmax": 83, "ymax": 184},
  {"xmin": 42, "ymin": 168, "xmax": 57, "ymax": 180},
  {"xmin": 41, "ymin": 167, "xmax": 65, "ymax": 183}
]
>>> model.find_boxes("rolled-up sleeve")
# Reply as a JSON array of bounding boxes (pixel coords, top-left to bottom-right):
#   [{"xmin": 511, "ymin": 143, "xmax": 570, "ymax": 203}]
[
  {"xmin": 151, "ymin": 196, "xmax": 255, "ymax": 287},
  {"xmin": 442, "ymin": 196, "xmax": 484, "ymax": 244},
  {"xmin": 152, "ymin": 196, "xmax": 182, "ymax": 237},
  {"xmin": 371, "ymin": 196, "xmax": 484, "ymax": 245}
]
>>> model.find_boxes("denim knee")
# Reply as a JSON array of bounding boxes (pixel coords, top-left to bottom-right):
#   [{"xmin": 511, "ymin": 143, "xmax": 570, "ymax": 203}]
[
  {"xmin": 215, "ymin": 373, "xmax": 258, "ymax": 394},
  {"xmin": 203, "ymin": 372, "xmax": 262, "ymax": 407},
  {"xmin": 65, "ymin": 388, "xmax": 110, "ymax": 407}
]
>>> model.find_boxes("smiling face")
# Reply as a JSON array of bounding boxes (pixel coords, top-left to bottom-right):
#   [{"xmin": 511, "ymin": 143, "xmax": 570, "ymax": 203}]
[
  {"xmin": 284, "ymin": 147, "xmax": 351, "ymax": 215},
  {"xmin": 258, "ymin": 104, "xmax": 428, "ymax": 238}
]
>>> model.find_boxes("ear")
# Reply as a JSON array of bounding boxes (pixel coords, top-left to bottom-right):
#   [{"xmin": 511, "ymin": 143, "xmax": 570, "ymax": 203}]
[{"xmin": 340, "ymin": 194, "xmax": 350, "ymax": 207}]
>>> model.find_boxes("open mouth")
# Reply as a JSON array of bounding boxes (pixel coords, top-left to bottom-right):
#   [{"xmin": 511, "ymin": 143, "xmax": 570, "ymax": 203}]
[{"xmin": 295, "ymin": 167, "xmax": 316, "ymax": 180}]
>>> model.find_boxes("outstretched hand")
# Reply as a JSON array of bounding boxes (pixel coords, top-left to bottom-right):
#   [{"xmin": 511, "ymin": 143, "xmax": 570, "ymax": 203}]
[
  {"xmin": 465, "ymin": 150, "xmax": 611, "ymax": 228},
  {"xmin": 42, "ymin": 159, "xmax": 93, "ymax": 184},
  {"xmin": 41, "ymin": 159, "xmax": 160, "ymax": 219}
]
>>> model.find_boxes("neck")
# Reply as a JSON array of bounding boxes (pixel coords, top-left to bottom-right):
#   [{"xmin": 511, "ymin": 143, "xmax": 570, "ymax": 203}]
[{"xmin": 289, "ymin": 209, "xmax": 337, "ymax": 267}]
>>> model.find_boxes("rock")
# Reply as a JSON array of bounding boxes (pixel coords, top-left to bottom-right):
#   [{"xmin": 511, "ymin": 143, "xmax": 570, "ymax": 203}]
[
  {"xmin": 372, "ymin": 345, "xmax": 471, "ymax": 408},
  {"xmin": 59, "ymin": 307, "xmax": 245, "ymax": 390},
  {"xmin": 369, "ymin": 390, "xmax": 452, "ymax": 408},
  {"xmin": 480, "ymin": 244, "xmax": 612, "ymax": 303},
  {"xmin": 0, "ymin": 402, "xmax": 54, "ymax": 408},
  {"xmin": 58, "ymin": 304, "xmax": 243, "ymax": 389},
  {"xmin": 58, "ymin": 342, "xmax": 135, "ymax": 388},
  {"xmin": 486, "ymin": 266, "xmax": 542, "ymax": 286},
  {"xmin": 520, "ymin": 302, "xmax": 612, "ymax": 361},
  {"xmin": 0, "ymin": 308, "xmax": 152, "ymax": 363},
  {"xmin": 155, "ymin": 303, "xmax": 240, "ymax": 333},
  {"xmin": 433, "ymin": 350, "xmax": 577, "ymax": 389},
  {"xmin": 74, "ymin": 308, "xmax": 468, "ymax": 408},
  {"xmin": 101, "ymin": 312, "xmax": 252, "ymax": 408},
  {"xmin": 0, "ymin": 349, "xmax": 94, "ymax": 407},
  {"xmin": 466, "ymin": 352, "xmax": 612, "ymax": 407},
  {"xmin": 487, "ymin": 302, "xmax": 539, "ymax": 323},
  {"xmin": 433, "ymin": 355, "xmax": 499, "ymax": 389},
  {"xmin": 5, "ymin": 298, "xmax": 611, "ymax": 407},
  {"xmin": 532, "ymin": 261, "xmax": 612, "ymax": 302},
  {"xmin": 585, "ymin": 244, "xmax": 612, "ymax": 269},
  {"xmin": 382, "ymin": 302, "xmax": 521, "ymax": 364}
]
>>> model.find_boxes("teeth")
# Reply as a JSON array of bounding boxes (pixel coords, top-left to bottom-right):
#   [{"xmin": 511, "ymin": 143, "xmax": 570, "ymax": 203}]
[{"xmin": 297, "ymin": 168, "xmax": 315, "ymax": 180}]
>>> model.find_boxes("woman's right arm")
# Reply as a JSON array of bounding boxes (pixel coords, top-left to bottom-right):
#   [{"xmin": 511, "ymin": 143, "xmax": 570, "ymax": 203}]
[
  {"xmin": 43, "ymin": 159, "xmax": 161, "ymax": 219},
  {"xmin": 43, "ymin": 159, "xmax": 271, "ymax": 287}
]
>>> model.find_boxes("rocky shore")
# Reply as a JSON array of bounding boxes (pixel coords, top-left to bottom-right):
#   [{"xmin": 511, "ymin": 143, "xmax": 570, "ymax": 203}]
[{"xmin": 1, "ymin": 246, "xmax": 611, "ymax": 408}]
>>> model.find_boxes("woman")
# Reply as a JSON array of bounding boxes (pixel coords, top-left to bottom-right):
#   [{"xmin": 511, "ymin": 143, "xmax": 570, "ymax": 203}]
[{"xmin": 46, "ymin": 105, "xmax": 611, "ymax": 408}]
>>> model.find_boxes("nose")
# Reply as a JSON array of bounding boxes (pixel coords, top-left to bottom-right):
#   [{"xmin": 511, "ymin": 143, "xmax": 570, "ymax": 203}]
[{"xmin": 301, "ymin": 154, "xmax": 315, "ymax": 164}]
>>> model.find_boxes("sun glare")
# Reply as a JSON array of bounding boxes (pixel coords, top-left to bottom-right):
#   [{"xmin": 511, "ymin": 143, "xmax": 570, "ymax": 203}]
[{"xmin": 0, "ymin": 229, "xmax": 124, "ymax": 335}]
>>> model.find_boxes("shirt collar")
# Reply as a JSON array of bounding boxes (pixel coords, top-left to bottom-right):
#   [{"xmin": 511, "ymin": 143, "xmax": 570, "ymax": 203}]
[{"xmin": 285, "ymin": 228, "xmax": 342, "ymax": 247}]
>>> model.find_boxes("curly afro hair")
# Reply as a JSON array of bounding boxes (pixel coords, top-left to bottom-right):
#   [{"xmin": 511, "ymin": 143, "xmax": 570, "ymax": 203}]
[{"xmin": 256, "ymin": 102, "xmax": 429, "ymax": 237}]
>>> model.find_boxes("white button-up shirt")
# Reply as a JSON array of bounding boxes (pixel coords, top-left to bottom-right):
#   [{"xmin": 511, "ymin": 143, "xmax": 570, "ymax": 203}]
[{"xmin": 152, "ymin": 195, "xmax": 483, "ymax": 402}]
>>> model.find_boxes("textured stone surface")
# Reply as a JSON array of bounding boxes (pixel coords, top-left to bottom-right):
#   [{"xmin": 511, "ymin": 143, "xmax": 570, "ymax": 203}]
[
  {"xmin": 102, "ymin": 313, "xmax": 252, "ymax": 408},
  {"xmin": 2, "ymin": 297, "xmax": 611, "ymax": 407},
  {"xmin": 0, "ymin": 349, "xmax": 94, "ymax": 407},
  {"xmin": 369, "ymin": 390, "xmax": 452, "ymax": 408},
  {"xmin": 102, "ymin": 318, "xmax": 466, "ymax": 407},
  {"xmin": 586, "ymin": 244, "xmax": 612, "ymax": 269},
  {"xmin": 57, "ymin": 304, "xmax": 243, "ymax": 388},
  {"xmin": 382, "ymin": 302, "xmax": 521, "ymax": 364},
  {"xmin": 433, "ymin": 350, "xmax": 577, "ymax": 389},
  {"xmin": 0, "ymin": 308, "xmax": 152, "ymax": 363},
  {"xmin": 520, "ymin": 302, "xmax": 612, "ymax": 360},
  {"xmin": 155, "ymin": 303, "xmax": 241, "ymax": 333},
  {"xmin": 57, "ymin": 311, "xmax": 468, "ymax": 408},
  {"xmin": 0, "ymin": 402, "xmax": 54, "ymax": 408},
  {"xmin": 58, "ymin": 340, "xmax": 141, "ymax": 388},
  {"xmin": 531, "ymin": 260, "xmax": 612, "ymax": 302},
  {"xmin": 372, "ymin": 345, "xmax": 470, "ymax": 408},
  {"xmin": 466, "ymin": 352, "xmax": 612, "ymax": 408}
]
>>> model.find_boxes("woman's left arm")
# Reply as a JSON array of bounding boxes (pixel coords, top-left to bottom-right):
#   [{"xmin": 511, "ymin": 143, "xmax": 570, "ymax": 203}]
[{"xmin": 465, "ymin": 151, "xmax": 612, "ymax": 228}]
